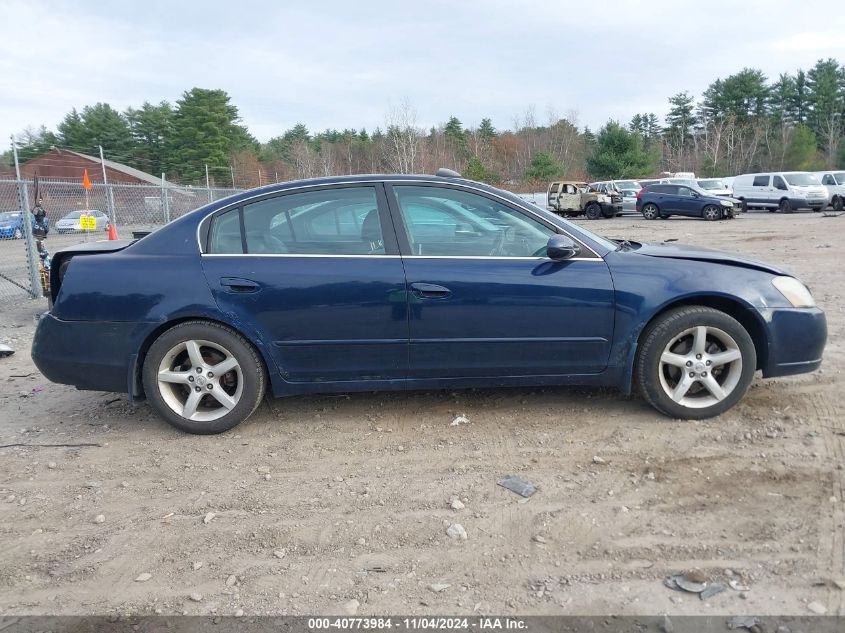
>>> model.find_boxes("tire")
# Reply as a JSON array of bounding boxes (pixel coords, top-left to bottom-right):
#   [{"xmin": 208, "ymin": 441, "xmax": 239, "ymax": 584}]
[
  {"xmin": 585, "ymin": 203, "xmax": 602, "ymax": 220},
  {"xmin": 642, "ymin": 203, "xmax": 659, "ymax": 220},
  {"xmin": 142, "ymin": 321, "xmax": 266, "ymax": 434},
  {"xmin": 834, "ymin": 196, "xmax": 844, "ymax": 212},
  {"xmin": 635, "ymin": 306, "xmax": 756, "ymax": 420},
  {"xmin": 739, "ymin": 199, "xmax": 747, "ymax": 213},
  {"xmin": 779, "ymin": 198, "xmax": 792, "ymax": 214},
  {"xmin": 702, "ymin": 205, "xmax": 721, "ymax": 221}
]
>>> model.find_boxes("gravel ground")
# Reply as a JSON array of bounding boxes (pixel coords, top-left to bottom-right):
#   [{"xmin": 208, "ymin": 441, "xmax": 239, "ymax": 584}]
[{"xmin": 0, "ymin": 210, "xmax": 843, "ymax": 617}]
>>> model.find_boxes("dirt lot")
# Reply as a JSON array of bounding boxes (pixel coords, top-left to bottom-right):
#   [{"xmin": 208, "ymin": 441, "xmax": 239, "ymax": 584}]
[{"xmin": 1, "ymin": 211, "xmax": 843, "ymax": 617}]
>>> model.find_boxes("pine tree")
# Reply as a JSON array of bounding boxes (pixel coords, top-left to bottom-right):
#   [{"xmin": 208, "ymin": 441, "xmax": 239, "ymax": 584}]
[
  {"xmin": 57, "ymin": 103, "xmax": 135, "ymax": 161},
  {"xmin": 168, "ymin": 88, "xmax": 256, "ymax": 181}
]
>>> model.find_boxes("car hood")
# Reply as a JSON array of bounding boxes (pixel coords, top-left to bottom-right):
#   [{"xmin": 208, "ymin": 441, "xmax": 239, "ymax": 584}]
[{"xmin": 632, "ymin": 241, "xmax": 789, "ymax": 275}]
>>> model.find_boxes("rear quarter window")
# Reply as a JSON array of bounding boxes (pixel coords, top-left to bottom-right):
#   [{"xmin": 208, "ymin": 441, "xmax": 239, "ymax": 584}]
[{"xmin": 752, "ymin": 175, "xmax": 770, "ymax": 187}]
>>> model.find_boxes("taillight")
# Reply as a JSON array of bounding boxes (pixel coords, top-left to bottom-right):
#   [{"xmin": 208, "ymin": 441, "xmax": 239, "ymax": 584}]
[{"xmin": 636, "ymin": 189, "xmax": 643, "ymax": 200}]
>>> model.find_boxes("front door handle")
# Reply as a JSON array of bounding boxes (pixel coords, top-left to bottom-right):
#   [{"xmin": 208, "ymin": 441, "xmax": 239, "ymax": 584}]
[
  {"xmin": 410, "ymin": 282, "xmax": 451, "ymax": 299},
  {"xmin": 220, "ymin": 277, "xmax": 260, "ymax": 293}
]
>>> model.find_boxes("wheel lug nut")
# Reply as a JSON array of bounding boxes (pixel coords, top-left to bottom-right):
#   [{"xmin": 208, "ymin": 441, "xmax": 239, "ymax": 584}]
[
  {"xmin": 196, "ymin": 367, "xmax": 202, "ymax": 373},
  {"xmin": 689, "ymin": 372, "xmax": 695, "ymax": 378},
  {"xmin": 706, "ymin": 360, "xmax": 711, "ymax": 366},
  {"xmin": 207, "ymin": 384, "xmax": 213, "ymax": 390},
  {"xmin": 702, "ymin": 371, "xmax": 707, "ymax": 377},
  {"xmin": 194, "ymin": 386, "xmax": 201, "ymax": 392},
  {"xmin": 696, "ymin": 354, "xmax": 702, "ymax": 359},
  {"xmin": 207, "ymin": 372, "xmax": 214, "ymax": 378},
  {"xmin": 686, "ymin": 361, "xmax": 692, "ymax": 367},
  {"xmin": 188, "ymin": 376, "xmax": 194, "ymax": 382}
]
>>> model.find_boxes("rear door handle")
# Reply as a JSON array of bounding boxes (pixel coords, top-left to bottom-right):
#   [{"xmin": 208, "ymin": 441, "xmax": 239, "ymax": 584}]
[
  {"xmin": 410, "ymin": 282, "xmax": 451, "ymax": 299},
  {"xmin": 220, "ymin": 277, "xmax": 260, "ymax": 293}
]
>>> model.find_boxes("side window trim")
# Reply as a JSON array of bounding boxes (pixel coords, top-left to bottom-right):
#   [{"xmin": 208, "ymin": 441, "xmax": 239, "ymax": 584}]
[{"xmin": 383, "ymin": 182, "xmax": 600, "ymax": 260}]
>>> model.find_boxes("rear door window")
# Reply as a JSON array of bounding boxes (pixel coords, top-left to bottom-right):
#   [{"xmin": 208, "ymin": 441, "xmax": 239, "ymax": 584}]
[{"xmin": 208, "ymin": 186, "xmax": 387, "ymax": 255}]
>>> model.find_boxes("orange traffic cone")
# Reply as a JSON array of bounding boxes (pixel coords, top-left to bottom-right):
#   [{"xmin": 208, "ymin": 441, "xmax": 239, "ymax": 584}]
[{"xmin": 107, "ymin": 223, "xmax": 118, "ymax": 240}]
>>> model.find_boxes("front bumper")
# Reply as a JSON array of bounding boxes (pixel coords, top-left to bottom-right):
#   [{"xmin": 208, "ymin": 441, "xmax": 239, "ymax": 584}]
[
  {"xmin": 789, "ymin": 197, "xmax": 826, "ymax": 210},
  {"xmin": 31, "ymin": 313, "xmax": 140, "ymax": 393},
  {"xmin": 600, "ymin": 201, "xmax": 623, "ymax": 216},
  {"xmin": 761, "ymin": 307, "xmax": 827, "ymax": 377}
]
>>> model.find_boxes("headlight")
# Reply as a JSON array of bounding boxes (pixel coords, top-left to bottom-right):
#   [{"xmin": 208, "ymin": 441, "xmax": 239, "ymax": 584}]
[
  {"xmin": 772, "ymin": 276, "xmax": 815, "ymax": 308},
  {"xmin": 720, "ymin": 200, "xmax": 733, "ymax": 206}
]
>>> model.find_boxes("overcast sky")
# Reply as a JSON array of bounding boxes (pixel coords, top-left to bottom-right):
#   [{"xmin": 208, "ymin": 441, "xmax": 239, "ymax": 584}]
[{"xmin": 2, "ymin": 0, "xmax": 845, "ymax": 147}]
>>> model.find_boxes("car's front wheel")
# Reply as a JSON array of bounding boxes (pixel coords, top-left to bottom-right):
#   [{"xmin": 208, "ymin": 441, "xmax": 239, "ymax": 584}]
[
  {"xmin": 702, "ymin": 205, "xmax": 721, "ymax": 221},
  {"xmin": 585, "ymin": 203, "xmax": 602, "ymax": 220},
  {"xmin": 779, "ymin": 199, "xmax": 793, "ymax": 214},
  {"xmin": 642, "ymin": 203, "xmax": 659, "ymax": 220},
  {"xmin": 636, "ymin": 306, "xmax": 756, "ymax": 420},
  {"xmin": 142, "ymin": 321, "xmax": 266, "ymax": 434}
]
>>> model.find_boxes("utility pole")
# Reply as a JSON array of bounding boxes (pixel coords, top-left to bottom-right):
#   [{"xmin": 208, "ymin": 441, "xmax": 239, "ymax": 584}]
[
  {"xmin": 99, "ymin": 145, "xmax": 116, "ymax": 225},
  {"xmin": 205, "ymin": 164, "xmax": 213, "ymax": 203}
]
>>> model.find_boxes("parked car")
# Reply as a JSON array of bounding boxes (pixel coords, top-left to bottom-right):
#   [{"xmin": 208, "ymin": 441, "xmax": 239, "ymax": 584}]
[
  {"xmin": 589, "ymin": 180, "xmax": 641, "ymax": 213},
  {"xmin": 546, "ymin": 181, "xmax": 621, "ymax": 219},
  {"xmin": 636, "ymin": 184, "xmax": 736, "ymax": 220},
  {"xmin": 0, "ymin": 210, "xmax": 49, "ymax": 240},
  {"xmin": 32, "ymin": 172, "xmax": 826, "ymax": 434},
  {"xmin": 697, "ymin": 178, "xmax": 733, "ymax": 197},
  {"xmin": 55, "ymin": 210, "xmax": 110, "ymax": 233},
  {"xmin": 814, "ymin": 170, "xmax": 845, "ymax": 211},
  {"xmin": 732, "ymin": 172, "xmax": 828, "ymax": 213}
]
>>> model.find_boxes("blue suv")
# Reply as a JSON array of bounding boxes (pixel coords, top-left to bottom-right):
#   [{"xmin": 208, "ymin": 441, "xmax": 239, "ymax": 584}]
[{"xmin": 636, "ymin": 184, "xmax": 736, "ymax": 221}]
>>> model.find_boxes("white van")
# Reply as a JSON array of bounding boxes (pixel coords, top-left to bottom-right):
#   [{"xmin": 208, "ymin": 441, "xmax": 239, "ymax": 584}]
[
  {"xmin": 731, "ymin": 172, "xmax": 828, "ymax": 213},
  {"xmin": 814, "ymin": 170, "xmax": 845, "ymax": 211}
]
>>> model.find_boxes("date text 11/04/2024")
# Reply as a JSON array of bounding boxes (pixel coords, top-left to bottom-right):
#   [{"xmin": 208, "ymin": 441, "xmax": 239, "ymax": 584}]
[{"xmin": 307, "ymin": 618, "xmax": 527, "ymax": 630}]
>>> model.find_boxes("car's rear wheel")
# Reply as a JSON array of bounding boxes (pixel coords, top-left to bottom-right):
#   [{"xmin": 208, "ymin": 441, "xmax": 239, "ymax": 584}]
[
  {"xmin": 739, "ymin": 199, "xmax": 747, "ymax": 213},
  {"xmin": 834, "ymin": 196, "xmax": 844, "ymax": 211},
  {"xmin": 636, "ymin": 306, "xmax": 756, "ymax": 420},
  {"xmin": 702, "ymin": 205, "xmax": 721, "ymax": 221},
  {"xmin": 642, "ymin": 203, "xmax": 659, "ymax": 220},
  {"xmin": 779, "ymin": 198, "xmax": 793, "ymax": 214},
  {"xmin": 142, "ymin": 321, "xmax": 266, "ymax": 434},
  {"xmin": 585, "ymin": 203, "xmax": 602, "ymax": 220}
]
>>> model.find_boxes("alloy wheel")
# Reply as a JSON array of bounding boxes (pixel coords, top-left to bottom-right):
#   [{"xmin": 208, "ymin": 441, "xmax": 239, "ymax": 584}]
[
  {"xmin": 156, "ymin": 339, "xmax": 243, "ymax": 422},
  {"xmin": 703, "ymin": 205, "xmax": 720, "ymax": 221},
  {"xmin": 657, "ymin": 325, "xmax": 743, "ymax": 409}
]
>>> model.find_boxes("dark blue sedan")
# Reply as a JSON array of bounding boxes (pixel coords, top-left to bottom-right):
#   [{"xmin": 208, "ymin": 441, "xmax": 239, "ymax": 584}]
[
  {"xmin": 31, "ymin": 173, "xmax": 826, "ymax": 433},
  {"xmin": 636, "ymin": 184, "xmax": 737, "ymax": 220}
]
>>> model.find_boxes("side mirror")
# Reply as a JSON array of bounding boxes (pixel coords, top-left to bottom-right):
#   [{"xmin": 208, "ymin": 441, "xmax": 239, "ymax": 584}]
[{"xmin": 546, "ymin": 234, "xmax": 581, "ymax": 261}]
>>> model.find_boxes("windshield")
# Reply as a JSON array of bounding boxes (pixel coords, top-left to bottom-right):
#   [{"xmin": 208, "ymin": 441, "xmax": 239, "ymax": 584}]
[
  {"xmin": 614, "ymin": 180, "xmax": 640, "ymax": 189},
  {"xmin": 502, "ymin": 192, "xmax": 618, "ymax": 252},
  {"xmin": 697, "ymin": 180, "xmax": 724, "ymax": 190},
  {"xmin": 0, "ymin": 212, "xmax": 20, "ymax": 221},
  {"xmin": 834, "ymin": 172, "xmax": 845, "ymax": 185},
  {"xmin": 784, "ymin": 173, "xmax": 820, "ymax": 186}
]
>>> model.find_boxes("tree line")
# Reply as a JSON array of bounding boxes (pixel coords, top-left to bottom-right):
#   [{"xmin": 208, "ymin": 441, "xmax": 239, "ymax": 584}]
[{"xmin": 5, "ymin": 58, "xmax": 844, "ymax": 188}]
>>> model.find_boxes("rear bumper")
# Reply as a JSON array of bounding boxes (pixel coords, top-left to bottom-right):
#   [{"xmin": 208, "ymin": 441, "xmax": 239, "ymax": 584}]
[
  {"xmin": 31, "ymin": 313, "xmax": 138, "ymax": 392},
  {"xmin": 761, "ymin": 307, "xmax": 827, "ymax": 377}
]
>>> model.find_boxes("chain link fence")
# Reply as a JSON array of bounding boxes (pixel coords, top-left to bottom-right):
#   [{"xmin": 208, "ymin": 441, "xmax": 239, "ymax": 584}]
[{"xmin": 0, "ymin": 178, "xmax": 244, "ymax": 303}]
